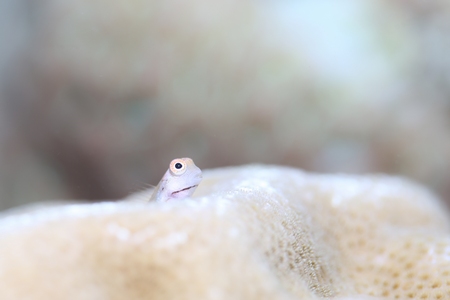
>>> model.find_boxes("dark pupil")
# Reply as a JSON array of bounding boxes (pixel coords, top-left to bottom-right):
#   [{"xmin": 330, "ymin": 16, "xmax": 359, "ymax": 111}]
[{"xmin": 175, "ymin": 163, "xmax": 183, "ymax": 169}]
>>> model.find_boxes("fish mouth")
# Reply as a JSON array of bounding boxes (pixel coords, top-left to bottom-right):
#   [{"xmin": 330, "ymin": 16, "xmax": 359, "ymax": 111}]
[{"xmin": 172, "ymin": 185, "xmax": 198, "ymax": 195}]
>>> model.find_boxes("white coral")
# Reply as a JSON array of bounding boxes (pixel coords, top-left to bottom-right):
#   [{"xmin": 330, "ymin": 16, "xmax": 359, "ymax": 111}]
[{"xmin": 0, "ymin": 165, "xmax": 449, "ymax": 299}]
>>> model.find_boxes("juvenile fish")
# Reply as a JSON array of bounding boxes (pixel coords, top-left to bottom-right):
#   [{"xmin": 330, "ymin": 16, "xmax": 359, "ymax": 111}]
[{"xmin": 149, "ymin": 158, "xmax": 202, "ymax": 203}]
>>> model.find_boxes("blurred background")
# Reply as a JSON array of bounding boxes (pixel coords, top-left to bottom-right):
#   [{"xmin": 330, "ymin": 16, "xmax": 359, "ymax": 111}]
[{"xmin": 0, "ymin": 0, "xmax": 449, "ymax": 211}]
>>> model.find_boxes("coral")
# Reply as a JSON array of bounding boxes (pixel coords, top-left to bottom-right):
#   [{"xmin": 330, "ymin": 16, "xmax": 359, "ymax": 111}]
[{"xmin": 0, "ymin": 165, "xmax": 449, "ymax": 299}]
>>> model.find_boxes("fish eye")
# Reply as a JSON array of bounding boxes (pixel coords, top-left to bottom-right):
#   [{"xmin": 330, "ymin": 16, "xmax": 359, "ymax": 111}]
[{"xmin": 170, "ymin": 159, "xmax": 187, "ymax": 175}]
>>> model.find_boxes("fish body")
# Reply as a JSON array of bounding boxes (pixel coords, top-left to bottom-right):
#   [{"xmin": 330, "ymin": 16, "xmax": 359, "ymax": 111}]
[{"xmin": 150, "ymin": 158, "xmax": 202, "ymax": 202}]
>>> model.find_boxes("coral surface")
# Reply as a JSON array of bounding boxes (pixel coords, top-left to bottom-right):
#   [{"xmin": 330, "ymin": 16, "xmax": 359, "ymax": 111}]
[{"xmin": 0, "ymin": 165, "xmax": 449, "ymax": 299}]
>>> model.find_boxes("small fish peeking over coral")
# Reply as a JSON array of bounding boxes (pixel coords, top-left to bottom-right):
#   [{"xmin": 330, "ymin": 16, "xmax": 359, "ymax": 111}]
[{"xmin": 149, "ymin": 158, "xmax": 202, "ymax": 203}]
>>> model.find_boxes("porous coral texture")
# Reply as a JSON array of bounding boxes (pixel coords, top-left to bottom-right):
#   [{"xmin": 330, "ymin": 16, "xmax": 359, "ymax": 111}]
[{"xmin": 0, "ymin": 165, "xmax": 449, "ymax": 300}]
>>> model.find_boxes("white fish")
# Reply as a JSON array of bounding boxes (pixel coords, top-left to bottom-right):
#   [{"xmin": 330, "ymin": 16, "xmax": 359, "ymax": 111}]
[{"xmin": 150, "ymin": 158, "xmax": 202, "ymax": 203}]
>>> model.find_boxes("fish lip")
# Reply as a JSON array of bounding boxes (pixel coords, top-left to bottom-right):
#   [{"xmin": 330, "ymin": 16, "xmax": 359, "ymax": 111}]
[{"xmin": 171, "ymin": 185, "xmax": 198, "ymax": 195}]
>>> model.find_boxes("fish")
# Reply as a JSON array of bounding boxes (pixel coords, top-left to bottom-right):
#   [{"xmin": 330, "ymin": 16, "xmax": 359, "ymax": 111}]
[{"xmin": 149, "ymin": 158, "xmax": 202, "ymax": 203}]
